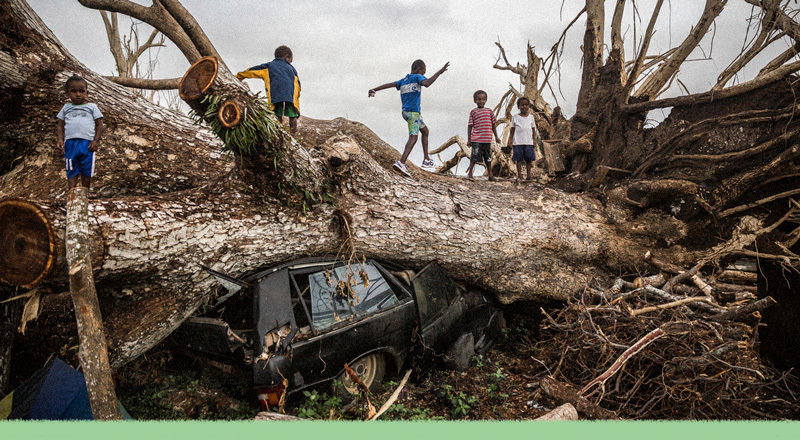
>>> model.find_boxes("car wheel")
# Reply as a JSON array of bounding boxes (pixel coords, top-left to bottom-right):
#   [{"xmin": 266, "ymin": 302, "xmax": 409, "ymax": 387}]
[{"xmin": 337, "ymin": 353, "xmax": 386, "ymax": 396}]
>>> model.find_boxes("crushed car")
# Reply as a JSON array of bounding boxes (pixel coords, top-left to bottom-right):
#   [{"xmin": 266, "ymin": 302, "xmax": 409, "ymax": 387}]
[{"xmin": 172, "ymin": 256, "xmax": 504, "ymax": 409}]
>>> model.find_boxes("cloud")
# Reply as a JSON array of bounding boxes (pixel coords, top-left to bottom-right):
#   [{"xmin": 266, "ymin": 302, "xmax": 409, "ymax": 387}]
[{"xmin": 27, "ymin": 0, "xmax": 794, "ymax": 166}]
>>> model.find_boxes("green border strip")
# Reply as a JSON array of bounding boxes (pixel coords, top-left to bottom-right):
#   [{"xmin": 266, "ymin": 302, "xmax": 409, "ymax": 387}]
[{"xmin": 1, "ymin": 420, "xmax": 799, "ymax": 440}]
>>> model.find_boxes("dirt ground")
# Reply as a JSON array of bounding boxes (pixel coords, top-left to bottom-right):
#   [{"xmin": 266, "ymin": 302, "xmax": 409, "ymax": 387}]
[{"xmin": 10, "ymin": 296, "xmax": 800, "ymax": 421}]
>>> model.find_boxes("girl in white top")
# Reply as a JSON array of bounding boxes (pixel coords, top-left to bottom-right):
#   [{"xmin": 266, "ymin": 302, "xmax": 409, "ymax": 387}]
[{"xmin": 506, "ymin": 97, "xmax": 539, "ymax": 181}]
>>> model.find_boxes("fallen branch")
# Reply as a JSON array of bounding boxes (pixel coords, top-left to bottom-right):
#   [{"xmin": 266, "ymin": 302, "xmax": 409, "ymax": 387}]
[
  {"xmin": 630, "ymin": 297, "xmax": 712, "ymax": 317},
  {"xmin": 370, "ymin": 369, "xmax": 412, "ymax": 420},
  {"xmin": 643, "ymin": 285, "xmax": 726, "ymax": 314},
  {"xmin": 663, "ymin": 262, "xmax": 704, "ymax": 293},
  {"xmin": 539, "ymin": 376, "xmax": 618, "ymax": 420},
  {"xmin": 579, "ymin": 327, "xmax": 665, "ymax": 397},
  {"xmin": 66, "ymin": 187, "xmax": 122, "ymax": 420},
  {"xmin": 717, "ymin": 270, "xmax": 758, "ymax": 284},
  {"xmin": 708, "ymin": 296, "xmax": 777, "ymax": 323}
]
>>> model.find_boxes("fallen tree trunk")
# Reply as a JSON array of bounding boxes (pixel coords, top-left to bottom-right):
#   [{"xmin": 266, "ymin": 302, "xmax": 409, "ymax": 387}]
[{"xmin": 2, "ymin": 0, "xmax": 798, "ymax": 386}]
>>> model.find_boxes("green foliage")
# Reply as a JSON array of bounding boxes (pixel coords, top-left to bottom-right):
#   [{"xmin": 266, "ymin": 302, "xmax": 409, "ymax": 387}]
[
  {"xmin": 486, "ymin": 365, "xmax": 508, "ymax": 400},
  {"xmin": 189, "ymin": 94, "xmax": 335, "ymax": 212},
  {"xmin": 296, "ymin": 389, "xmax": 344, "ymax": 420},
  {"xmin": 192, "ymin": 95, "xmax": 281, "ymax": 157},
  {"xmin": 386, "ymin": 404, "xmax": 443, "ymax": 421},
  {"xmin": 119, "ymin": 371, "xmax": 257, "ymax": 420},
  {"xmin": 438, "ymin": 384, "xmax": 478, "ymax": 419},
  {"xmin": 489, "ymin": 366, "xmax": 505, "ymax": 383}
]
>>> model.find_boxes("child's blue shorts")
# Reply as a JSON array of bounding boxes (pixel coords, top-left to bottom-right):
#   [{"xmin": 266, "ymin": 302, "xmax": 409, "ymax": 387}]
[
  {"xmin": 513, "ymin": 144, "xmax": 536, "ymax": 163},
  {"xmin": 64, "ymin": 138, "xmax": 95, "ymax": 179}
]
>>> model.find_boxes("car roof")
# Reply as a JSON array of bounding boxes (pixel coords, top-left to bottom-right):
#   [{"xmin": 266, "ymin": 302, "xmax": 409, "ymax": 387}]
[{"xmin": 243, "ymin": 255, "xmax": 407, "ymax": 283}]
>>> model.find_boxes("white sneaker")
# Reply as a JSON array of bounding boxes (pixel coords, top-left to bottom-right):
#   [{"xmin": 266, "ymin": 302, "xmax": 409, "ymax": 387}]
[
  {"xmin": 421, "ymin": 158, "xmax": 435, "ymax": 168},
  {"xmin": 393, "ymin": 161, "xmax": 412, "ymax": 177}
]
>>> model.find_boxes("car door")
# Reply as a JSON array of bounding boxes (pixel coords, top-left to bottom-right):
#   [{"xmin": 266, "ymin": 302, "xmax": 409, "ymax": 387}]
[
  {"xmin": 287, "ymin": 260, "xmax": 412, "ymax": 387},
  {"xmin": 411, "ymin": 261, "xmax": 468, "ymax": 353}
]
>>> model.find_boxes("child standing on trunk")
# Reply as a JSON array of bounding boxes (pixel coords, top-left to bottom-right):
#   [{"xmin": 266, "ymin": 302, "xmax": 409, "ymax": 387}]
[
  {"xmin": 507, "ymin": 97, "xmax": 539, "ymax": 181},
  {"xmin": 237, "ymin": 45, "xmax": 301, "ymax": 133},
  {"xmin": 56, "ymin": 74, "xmax": 104, "ymax": 190},
  {"xmin": 466, "ymin": 90, "xmax": 500, "ymax": 181}
]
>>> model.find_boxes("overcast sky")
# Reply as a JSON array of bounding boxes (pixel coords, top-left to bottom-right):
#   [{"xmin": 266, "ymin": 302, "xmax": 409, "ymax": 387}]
[{"xmin": 28, "ymin": 1, "xmax": 789, "ymax": 167}]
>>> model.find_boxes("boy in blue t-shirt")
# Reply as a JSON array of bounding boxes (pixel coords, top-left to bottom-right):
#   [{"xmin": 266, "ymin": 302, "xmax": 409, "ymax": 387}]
[
  {"xmin": 56, "ymin": 75, "xmax": 104, "ymax": 190},
  {"xmin": 368, "ymin": 59, "xmax": 449, "ymax": 177},
  {"xmin": 237, "ymin": 45, "xmax": 301, "ymax": 133}
]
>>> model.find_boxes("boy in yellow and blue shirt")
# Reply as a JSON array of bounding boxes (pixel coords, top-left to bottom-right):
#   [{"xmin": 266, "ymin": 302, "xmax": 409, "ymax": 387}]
[{"xmin": 236, "ymin": 45, "xmax": 301, "ymax": 133}]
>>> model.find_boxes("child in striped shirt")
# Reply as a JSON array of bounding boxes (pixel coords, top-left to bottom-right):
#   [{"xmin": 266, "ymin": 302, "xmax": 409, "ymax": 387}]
[{"xmin": 466, "ymin": 90, "xmax": 500, "ymax": 180}]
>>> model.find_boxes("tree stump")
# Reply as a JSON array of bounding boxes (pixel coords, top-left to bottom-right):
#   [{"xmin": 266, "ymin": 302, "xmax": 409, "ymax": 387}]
[
  {"xmin": 0, "ymin": 199, "xmax": 57, "ymax": 288},
  {"xmin": 179, "ymin": 56, "xmax": 249, "ymax": 128}
]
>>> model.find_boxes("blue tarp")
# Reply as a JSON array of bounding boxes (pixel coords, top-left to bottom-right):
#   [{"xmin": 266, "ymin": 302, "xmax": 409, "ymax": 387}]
[{"xmin": 0, "ymin": 357, "xmax": 130, "ymax": 420}]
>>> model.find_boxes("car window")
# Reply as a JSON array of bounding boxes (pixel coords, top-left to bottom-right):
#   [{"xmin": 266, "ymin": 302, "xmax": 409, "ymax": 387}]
[
  {"xmin": 413, "ymin": 261, "xmax": 459, "ymax": 328},
  {"xmin": 306, "ymin": 262, "xmax": 400, "ymax": 333}
]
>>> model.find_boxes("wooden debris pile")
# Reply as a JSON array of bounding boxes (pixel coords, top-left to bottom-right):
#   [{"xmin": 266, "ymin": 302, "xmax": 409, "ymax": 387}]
[{"xmin": 534, "ymin": 254, "xmax": 800, "ymax": 420}]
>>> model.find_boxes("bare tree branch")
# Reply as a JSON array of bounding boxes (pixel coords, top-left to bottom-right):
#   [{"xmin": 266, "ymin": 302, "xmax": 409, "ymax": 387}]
[
  {"xmin": 623, "ymin": 58, "xmax": 800, "ymax": 113},
  {"xmin": 757, "ymin": 41, "xmax": 800, "ymax": 78},
  {"xmin": 157, "ymin": 0, "xmax": 221, "ymax": 60},
  {"xmin": 103, "ymin": 76, "xmax": 181, "ymax": 89},
  {"xmin": 100, "ymin": 11, "xmax": 127, "ymax": 76},
  {"xmin": 714, "ymin": 7, "xmax": 781, "ymax": 90},
  {"xmin": 623, "ymin": 0, "xmax": 665, "ymax": 99},
  {"xmin": 633, "ymin": 0, "xmax": 728, "ymax": 100},
  {"xmin": 78, "ymin": 0, "xmax": 202, "ymax": 62}
]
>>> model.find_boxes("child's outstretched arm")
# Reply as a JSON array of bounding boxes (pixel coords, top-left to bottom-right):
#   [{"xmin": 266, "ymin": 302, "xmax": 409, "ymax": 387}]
[
  {"xmin": 89, "ymin": 118, "xmax": 104, "ymax": 153},
  {"xmin": 368, "ymin": 82, "xmax": 396, "ymax": 97},
  {"xmin": 56, "ymin": 119, "xmax": 65, "ymax": 151},
  {"xmin": 421, "ymin": 62, "xmax": 450, "ymax": 87}
]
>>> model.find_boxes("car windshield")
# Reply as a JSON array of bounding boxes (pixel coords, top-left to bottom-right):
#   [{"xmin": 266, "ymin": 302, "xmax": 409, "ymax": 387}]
[{"xmin": 308, "ymin": 262, "xmax": 399, "ymax": 332}]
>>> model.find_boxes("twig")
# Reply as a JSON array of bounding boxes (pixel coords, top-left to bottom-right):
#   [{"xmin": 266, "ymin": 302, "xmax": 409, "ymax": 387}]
[
  {"xmin": 370, "ymin": 369, "xmax": 412, "ymax": 420},
  {"xmin": 630, "ymin": 296, "xmax": 712, "ymax": 316},
  {"xmin": 719, "ymin": 188, "xmax": 800, "ymax": 218},
  {"xmin": 579, "ymin": 327, "xmax": 665, "ymax": 397},
  {"xmin": 663, "ymin": 261, "xmax": 704, "ymax": 293},
  {"xmin": 643, "ymin": 285, "xmax": 726, "ymax": 314}
]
